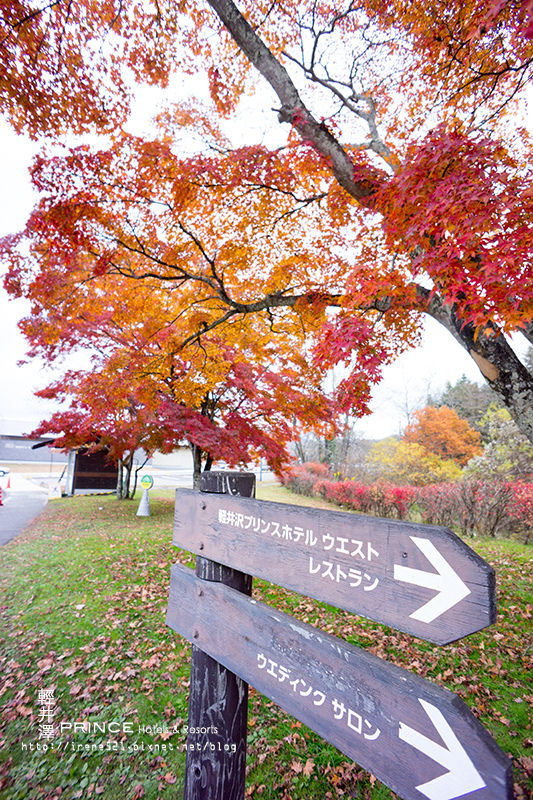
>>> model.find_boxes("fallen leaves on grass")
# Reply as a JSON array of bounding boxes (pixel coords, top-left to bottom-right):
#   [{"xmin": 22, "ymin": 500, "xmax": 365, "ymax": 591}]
[{"xmin": 0, "ymin": 495, "xmax": 531, "ymax": 799}]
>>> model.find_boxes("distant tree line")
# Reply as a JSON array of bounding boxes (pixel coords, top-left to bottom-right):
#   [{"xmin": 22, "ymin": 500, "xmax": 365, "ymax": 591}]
[{"xmin": 297, "ymin": 350, "xmax": 533, "ymax": 486}]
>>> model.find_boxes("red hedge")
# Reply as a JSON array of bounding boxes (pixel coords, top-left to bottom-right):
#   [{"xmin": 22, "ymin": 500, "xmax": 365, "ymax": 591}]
[
  {"xmin": 281, "ymin": 464, "xmax": 532, "ymax": 539},
  {"xmin": 282, "ymin": 464, "xmax": 416, "ymax": 519}
]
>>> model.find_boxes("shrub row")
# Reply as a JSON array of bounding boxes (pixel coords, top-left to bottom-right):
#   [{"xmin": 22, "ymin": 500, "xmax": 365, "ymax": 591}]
[
  {"xmin": 281, "ymin": 463, "xmax": 416, "ymax": 520},
  {"xmin": 313, "ymin": 479, "xmax": 416, "ymax": 520},
  {"xmin": 280, "ymin": 463, "xmax": 533, "ymax": 540},
  {"xmin": 417, "ymin": 481, "xmax": 510, "ymax": 538}
]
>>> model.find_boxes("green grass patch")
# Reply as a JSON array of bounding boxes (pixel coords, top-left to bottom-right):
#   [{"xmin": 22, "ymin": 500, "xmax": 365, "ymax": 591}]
[
  {"xmin": 255, "ymin": 481, "xmax": 344, "ymax": 511},
  {"xmin": 0, "ymin": 486, "xmax": 531, "ymax": 799}
]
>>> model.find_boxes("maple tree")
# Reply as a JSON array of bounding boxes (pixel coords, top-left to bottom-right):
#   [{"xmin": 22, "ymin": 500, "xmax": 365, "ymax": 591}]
[
  {"xmin": 21, "ymin": 265, "xmax": 337, "ymax": 492},
  {"xmin": 1, "ymin": 0, "xmax": 533, "ymax": 444},
  {"xmin": 31, "ymin": 373, "xmax": 157, "ymax": 500},
  {"xmin": 403, "ymin": 404, "xmax": 483, "ymax": 466}
]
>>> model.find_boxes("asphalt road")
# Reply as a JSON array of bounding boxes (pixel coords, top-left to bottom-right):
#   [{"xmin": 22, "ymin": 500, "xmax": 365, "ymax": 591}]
[{"xmin": 0, "ymin": 481, "xmax": 48, "ymax": 546}]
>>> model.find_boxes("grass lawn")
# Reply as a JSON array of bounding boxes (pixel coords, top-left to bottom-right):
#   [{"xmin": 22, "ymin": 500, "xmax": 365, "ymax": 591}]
[{"xmin": 0, "ymin": 483, "xmax": 531, "ymax": 800}]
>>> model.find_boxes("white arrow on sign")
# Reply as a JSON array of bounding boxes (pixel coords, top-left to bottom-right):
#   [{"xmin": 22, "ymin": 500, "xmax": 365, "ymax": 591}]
[
  {"xmin": 393, "ymin": 537, "xmax": 471, "ymax": 623},
  {"xmin": 399, "ymin": 699, "xmax": 486, "ymax": 800}
]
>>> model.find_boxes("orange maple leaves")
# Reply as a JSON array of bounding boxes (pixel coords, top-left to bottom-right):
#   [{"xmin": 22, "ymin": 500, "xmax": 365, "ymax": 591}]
[
  {"xmin": 404, "ymin": 405, "xmax": 483, "ymax": 466},
  {"xmin": 1, "ymin": 0, "xmax": 532, "ymax": 452}
]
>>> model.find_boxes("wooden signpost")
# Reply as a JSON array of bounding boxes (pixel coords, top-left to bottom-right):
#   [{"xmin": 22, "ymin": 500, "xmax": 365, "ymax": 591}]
[
  {"xmin": 168, "ymin": 565, "xmax": 511, "ymax": 800},
  {"xmin": 180, "ymin": 472, "xmax": 255, "ymax": 800},
  {"xmin": 171, "ymin": 489, "xmax": 495, "ymax": 645},
  {"xmin": 166, "ymin": 474, "xmax": 512, "ymax": 800}
]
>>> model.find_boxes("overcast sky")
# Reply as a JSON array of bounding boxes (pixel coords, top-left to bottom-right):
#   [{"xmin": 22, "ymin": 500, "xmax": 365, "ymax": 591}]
[{"xmin": 0, "ymin": 103, "xmax": 530, "ymax": 440}]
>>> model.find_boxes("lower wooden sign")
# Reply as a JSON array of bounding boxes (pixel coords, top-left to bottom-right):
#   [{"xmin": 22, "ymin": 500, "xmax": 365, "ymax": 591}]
[{"xmin": 167, "ymin": 563, "xmax": 512, "ymax": 800}]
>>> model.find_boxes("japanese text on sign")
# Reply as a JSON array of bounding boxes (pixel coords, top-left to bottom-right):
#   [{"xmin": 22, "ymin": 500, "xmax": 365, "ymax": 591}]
[
  {"xmin": 217, "ymin": 509, "xmax": 380, "ymax": 590},
  {"xmin": 256, "ymin": 652, "xmax": 381, "ymax": 741}
]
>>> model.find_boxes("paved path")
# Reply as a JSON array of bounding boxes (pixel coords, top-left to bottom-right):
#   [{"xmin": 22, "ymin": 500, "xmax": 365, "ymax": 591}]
[{"xmin": 0, "ymin": 476, "xmax": 48, "ymax": 546}]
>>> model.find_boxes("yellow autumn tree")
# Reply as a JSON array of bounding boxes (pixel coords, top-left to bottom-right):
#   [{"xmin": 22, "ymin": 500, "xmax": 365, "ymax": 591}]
[{"xmin": 368, "ymin": 438, "xmax": 463, "ymax": 486}]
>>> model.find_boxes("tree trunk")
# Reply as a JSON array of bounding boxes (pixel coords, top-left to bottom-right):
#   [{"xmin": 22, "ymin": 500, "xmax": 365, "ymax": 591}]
[
  {"xmin": 116, "ymin": 459, "xmax": 124, "ymax": 500},
  {"xmin": 132, "ymin": 456, "xmax": 149, "ymax": 499},
  {"xmin": 191, "ymin": 444, "xmax": 203, "ymax": 490},
  {"xmin": 324, "ymin": 436, "xmax": 336, "ymax": 467},
  {"xmin": 115, "ymin": 453, "xmax": 134, "ymax": 499},
  {"xmin": 206, "ymin": 0, "xmax": 533, "ymax": 445},
  {"xmin": 122, "ymin": 453, "xmax": 133, "ymax": 499},
  {"xmin": 295, "ymin": 437, "xmax": 306, "ymax": 463},
  {"xmin": 420, "ymin": 288, "xmax": 533, "ymax": 442}
]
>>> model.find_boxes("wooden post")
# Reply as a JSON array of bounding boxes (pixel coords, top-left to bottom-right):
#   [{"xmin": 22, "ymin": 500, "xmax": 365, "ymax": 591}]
[{"xmin": 183, "ymin": 471, "xmax": 255, "ymax": 800}]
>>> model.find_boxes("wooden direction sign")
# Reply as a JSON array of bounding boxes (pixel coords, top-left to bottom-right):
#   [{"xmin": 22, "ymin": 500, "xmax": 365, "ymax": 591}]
[
  {"xmin": 167, "ymin": 564, "xmax": 512, "ymax": 800},
  {"xmin": 173, "ymin": 489, "xmax": 496, "ymax": 644}
]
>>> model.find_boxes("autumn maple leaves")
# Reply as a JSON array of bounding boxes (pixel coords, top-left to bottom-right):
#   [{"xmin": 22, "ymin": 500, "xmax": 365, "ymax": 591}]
[{"xmin": 0, "ymin": 0, "xmax": 532, "ymax": 466}]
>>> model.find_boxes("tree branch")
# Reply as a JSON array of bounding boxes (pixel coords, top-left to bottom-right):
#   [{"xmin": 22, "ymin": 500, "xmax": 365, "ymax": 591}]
[
  {"xmin": 207, "ymin": 0, "xmax": 379, "ymax": 202},
  {"xmin": 521, "ymin": 320, "xmax": 533, "ymax": 347},
  {"xmin": 416, "ymin": 285, "xmax": 533, "ymax": 442}
]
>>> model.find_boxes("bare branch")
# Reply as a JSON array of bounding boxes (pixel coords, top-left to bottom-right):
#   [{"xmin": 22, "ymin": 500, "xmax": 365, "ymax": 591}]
[{"xmin": 207, "ymin": 0, "xmax": 378, "ymax": 203}]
